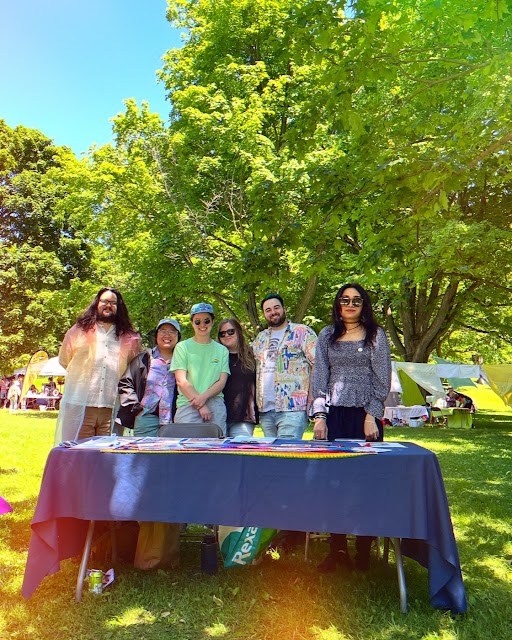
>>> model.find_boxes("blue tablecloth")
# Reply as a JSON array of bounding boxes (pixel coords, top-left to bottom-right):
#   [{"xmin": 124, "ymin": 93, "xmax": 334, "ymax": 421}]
[{"xmin": 22, "ymin": 441, "xmax": 466, "ymax": 613}]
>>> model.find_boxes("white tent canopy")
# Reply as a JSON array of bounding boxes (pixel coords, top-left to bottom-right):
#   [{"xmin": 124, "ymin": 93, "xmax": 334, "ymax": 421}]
[
  {"xmin": 391, "ymin": 362, "xmax": 481, "ymax": 396},
  {"xmin": 392, "ymin": 362, "xmax": 445, "ymax": 395},
  {"xmin": 39, "ymin": 357, "xmax": 66, "ymax": 377}
]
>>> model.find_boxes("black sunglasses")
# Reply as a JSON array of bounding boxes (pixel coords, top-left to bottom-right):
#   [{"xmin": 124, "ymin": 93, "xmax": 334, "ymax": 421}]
[
  {"xmin": 193, "ymin": 318, "xmax": 212, "ymax": 326},
  {"xmin": 219, "ymin": 329, "xmax": 236, "ymax": 338},
  {"xmin": 339, "ymin": 296, "xmax": 364, "ymax": 307}
]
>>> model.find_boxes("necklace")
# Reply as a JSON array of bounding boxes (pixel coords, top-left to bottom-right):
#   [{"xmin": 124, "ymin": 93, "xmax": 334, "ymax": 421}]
[{"xmin": 345, "ymin": 324, "xmax": 361, "ymax": 332}]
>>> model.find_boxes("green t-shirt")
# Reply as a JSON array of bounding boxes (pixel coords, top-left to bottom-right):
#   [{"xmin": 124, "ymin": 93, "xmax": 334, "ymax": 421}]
[{"xmin": 170, "ymin": 338, "xmax": 230, "ymax": 408}]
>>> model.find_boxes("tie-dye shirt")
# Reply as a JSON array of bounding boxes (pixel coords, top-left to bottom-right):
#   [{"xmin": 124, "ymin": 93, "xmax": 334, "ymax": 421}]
[{"xmin": 251, "ymin": 322, "xmax": 316, "ymax": 412}]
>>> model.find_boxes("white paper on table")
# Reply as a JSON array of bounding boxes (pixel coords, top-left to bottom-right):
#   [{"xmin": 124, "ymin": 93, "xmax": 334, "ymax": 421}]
[
  {"xmin": 369, "ymin": 442, "xmax": 406, "ymax": 448},
  {"xmin": 230, "ymin": 436, "xmax": 277, "ymax": 444},
  {"xmin": 73, "ymin": 436, "xmax": 119, "ymax": 449}
]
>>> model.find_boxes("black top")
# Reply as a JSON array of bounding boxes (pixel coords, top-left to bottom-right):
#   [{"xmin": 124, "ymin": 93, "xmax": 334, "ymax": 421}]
[{"xmin": 224, "ymin": 353, "xmax": 257, "ymax": 424}]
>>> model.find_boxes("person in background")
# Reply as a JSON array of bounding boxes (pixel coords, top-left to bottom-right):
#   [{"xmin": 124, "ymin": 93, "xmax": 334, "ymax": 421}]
[
  {"xmin": 0, "ymin": 377, "xmax": 8, "ymax": 409},
  {"xmin": 312, "ymin": 283, "xmax": 391, "ymax": 572},
  {"xmin": 446, "ymin": 387, "xmax": 457, "ymax": 407},
  {"xmin": 7, "ymin": 378, "xmax": 21, "ymax": 414},
  {"xmin": 455, "ymin": 392, "xmax": 475, "ymax": 412},
  {"xmin": 118, "ymin": 318, "xmax": 181, "ymax": 437},
  {"xmin": 55, "ymin": 287, "xmax": 141, "ymax": 444},
  {"xmin": 171, "ymin": 303, "xmax": 230, "ymax": 434},
  {"xmin": 43, "ymin": 377, "xmax": 57, "ymax": 395},
  {"xmin": 217, "ymin": 318, "xmax": 257, "ymax": 437},
  {"xmin": 251, "ymin": 294, "xmax": 316, "ymax": 439}
]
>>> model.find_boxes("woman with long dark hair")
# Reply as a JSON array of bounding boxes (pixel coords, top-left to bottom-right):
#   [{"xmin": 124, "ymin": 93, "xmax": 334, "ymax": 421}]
[
  {"xmin": 217, "ymin": 318, "xmax": 257, "ymax": 437},
  {"xmin": 312, "ymin": 283, "xmax": 391, "ymax": 572}
]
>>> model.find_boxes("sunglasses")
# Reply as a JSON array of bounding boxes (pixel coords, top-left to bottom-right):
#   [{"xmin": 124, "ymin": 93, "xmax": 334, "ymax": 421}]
[
  {"xmin": 158, "ymin": 330, "xmax": 178, "ymax": 336},
  {"xmin": 193, "ymin": 318, "xmax": 212, "ymax": 326},
  {"xmin": 219, "ymin": 329, "xmax": 236, "ymax": 338},
  {"xmin": 339, "ymin": 296, "xmax": 364, "ymax": 307}
]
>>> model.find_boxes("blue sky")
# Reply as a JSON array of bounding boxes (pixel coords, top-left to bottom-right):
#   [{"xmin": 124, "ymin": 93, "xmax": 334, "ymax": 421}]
[{"xmin": 0, "ymin": 0, "xmax": 183, "ymax": 156}]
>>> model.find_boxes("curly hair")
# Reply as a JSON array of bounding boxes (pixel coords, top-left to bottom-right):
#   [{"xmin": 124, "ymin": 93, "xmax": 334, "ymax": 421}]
[
  {"xmin": 330, "ymin": 283, "xmax": 380, "ymax": 346},
  {"xmin": 218, "ymin": 318, "xmax": 255, "ymax": 372},
  {"xmin": 76, "ymin": 288, "xmax": 137, "ymax": 338}
]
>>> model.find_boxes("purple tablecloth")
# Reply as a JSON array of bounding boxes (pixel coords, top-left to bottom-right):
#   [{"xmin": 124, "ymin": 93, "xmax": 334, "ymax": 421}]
[{"xmin": 22, "ymin": 441, "xmax": 466, "ymax": 613}]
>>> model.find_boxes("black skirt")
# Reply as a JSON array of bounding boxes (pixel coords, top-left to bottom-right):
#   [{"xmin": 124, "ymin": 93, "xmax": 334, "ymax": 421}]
[{"xmin": 326, "ymin": 405, "xmax": 384, "ymax": 442}]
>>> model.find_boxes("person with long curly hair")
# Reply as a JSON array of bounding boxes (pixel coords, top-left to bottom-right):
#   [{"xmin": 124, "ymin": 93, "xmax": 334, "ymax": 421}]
[
  {"xmin": 312, "ymin": 283, "xmax": 391, "ymax": 573},
  {"xmin": 55, "ymin": 287, "xmax": 141, "ymax": 444}
]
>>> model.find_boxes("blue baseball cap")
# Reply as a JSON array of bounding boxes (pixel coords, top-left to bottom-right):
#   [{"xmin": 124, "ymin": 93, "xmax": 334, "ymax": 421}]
[
  {"xmin": 156, "ymin": 318, "xmax": 181, "ymax": 333},
  {"xmin": 190, "ymin": 302, "xmax": 214, "ymax": 318}
]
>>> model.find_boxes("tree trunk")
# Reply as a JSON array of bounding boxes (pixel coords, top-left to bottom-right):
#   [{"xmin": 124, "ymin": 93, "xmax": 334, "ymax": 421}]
[{"xmin": 293, "ymin": 273, "xmax": 318, "ymax": 324}]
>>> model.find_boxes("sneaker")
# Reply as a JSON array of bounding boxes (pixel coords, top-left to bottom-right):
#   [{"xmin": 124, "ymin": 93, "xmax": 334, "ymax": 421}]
[{"xmin": 317, "ymin": 551, "xmax": 353, "ymax": 573}]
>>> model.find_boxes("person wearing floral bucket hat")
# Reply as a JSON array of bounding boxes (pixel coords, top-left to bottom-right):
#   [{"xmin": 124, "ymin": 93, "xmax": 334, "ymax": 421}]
[{"xmin": 170, "ymin": 303, "xmax": 230, "ymax": 434}]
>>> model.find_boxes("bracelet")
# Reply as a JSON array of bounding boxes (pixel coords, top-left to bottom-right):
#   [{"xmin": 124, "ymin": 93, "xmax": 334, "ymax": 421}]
[{"xmin": 313, "ymin": 413, "xmax": 327, "ymax": 421}]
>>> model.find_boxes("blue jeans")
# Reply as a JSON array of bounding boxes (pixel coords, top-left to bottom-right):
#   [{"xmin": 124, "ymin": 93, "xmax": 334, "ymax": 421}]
[
  {"xmin": 259, "ymin": 410, "xmax": 308, "ymax": 439},
  {"xmin": 134, "ymin": 412, "xmax": 160, "ymax": 437},
  {"xmin": 227, "ymin": 422, "xmax": 255, "ymax": 437}
]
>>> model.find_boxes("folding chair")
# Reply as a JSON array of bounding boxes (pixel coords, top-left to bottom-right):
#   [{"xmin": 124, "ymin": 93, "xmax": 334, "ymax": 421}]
[{"xmin": 157, "ymin": 422, "xmax": 224, "ymax": 438}]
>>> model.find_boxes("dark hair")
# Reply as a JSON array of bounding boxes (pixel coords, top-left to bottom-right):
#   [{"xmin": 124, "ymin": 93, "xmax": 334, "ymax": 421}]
[
  {"xmin": 331, "ymin": 283, "xmax": 380, "ymax": 346},
  {"xmin": 76, "ymin": 287, "xmax": 137, "ymax": 338},
  {"xmin": 218, "ymin": 318, "xmax": 255, "ymax": 372},
  {"xmin": 260, "ymin": 293, "xmax": 284, "ymax": 311}
]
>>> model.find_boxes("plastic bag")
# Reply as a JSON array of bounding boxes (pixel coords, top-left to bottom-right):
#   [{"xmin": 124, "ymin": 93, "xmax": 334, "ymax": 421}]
[
  {"xmin": 134, "ymin": 522, "xmax": 180, "ymax": 569},
  {"xmin": 218, "ymin": 526, "xmax": 277, "ymax": 567}
]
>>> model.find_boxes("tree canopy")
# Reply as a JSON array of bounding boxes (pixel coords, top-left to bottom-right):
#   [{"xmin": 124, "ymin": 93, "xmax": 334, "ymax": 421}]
[{"xmin": 2, "ymin": 0, "xmax": 512, "ymax": 369}]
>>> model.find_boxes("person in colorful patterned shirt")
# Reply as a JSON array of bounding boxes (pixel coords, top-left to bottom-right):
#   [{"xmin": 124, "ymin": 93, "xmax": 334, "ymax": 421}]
[
  {"xmin": 251, "ymin": 294, "xmax": 316, "ymax": 439},
  {"xmin": 117, "ymin": 318, "xmax": 181, "ymax": 437}
]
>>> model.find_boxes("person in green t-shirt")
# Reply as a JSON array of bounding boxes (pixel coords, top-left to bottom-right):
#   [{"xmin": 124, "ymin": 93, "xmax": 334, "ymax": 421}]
[{"xmin": 171, "ymin": 302, "xmax": 230, "ymax": 434}]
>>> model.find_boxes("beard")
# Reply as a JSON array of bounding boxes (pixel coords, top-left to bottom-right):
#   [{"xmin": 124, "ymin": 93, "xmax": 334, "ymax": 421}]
[
  {"xmin": 267, "ymin": 310, "xmax": 286, "ymax": 327},
  {"xmin": 96, "ymin": 308, "xmax": 117, "ymax": 323}
]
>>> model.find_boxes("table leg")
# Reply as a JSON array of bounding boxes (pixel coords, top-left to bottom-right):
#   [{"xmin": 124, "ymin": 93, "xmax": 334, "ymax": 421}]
[
  {"xmin": 390, "ymin": 537, "xmax": 407, "ymax": 613},
  {"xmin": 76, "ymin": 520, "xmax": 96, "ymax": 602}
]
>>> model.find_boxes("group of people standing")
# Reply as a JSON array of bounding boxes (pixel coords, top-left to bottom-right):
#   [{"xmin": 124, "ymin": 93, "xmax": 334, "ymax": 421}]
[{"xmin": 54, "ymin": 283, "xmax": 392, "ymax": 572}]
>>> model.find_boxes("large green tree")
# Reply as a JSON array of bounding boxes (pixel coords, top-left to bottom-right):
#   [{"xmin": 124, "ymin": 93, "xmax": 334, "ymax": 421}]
[
  {"xmin": 68, "ymin": 0, "xmax": 512, "ymax": 360},
  {"xmin": 0, "ymin": 121, "xmax": 95, "ymax": 371},
  {"xmin": 157, "ymin": 0, "xmax": 512, "ymax": 358}
]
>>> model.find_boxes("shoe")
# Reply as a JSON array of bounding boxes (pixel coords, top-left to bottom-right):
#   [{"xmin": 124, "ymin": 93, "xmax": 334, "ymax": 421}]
[
  {"xmin": 354, "ymin": 553, "xmax": 370, "ymax": 571},
  {"xmin": 317, "ymin": 550, "xmax": 353, "ymax": 573}
]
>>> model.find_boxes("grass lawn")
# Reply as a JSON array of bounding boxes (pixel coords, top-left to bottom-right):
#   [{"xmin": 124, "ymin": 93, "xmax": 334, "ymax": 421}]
[{"xmin": 0, "ymin": 408, "xmax": 511, "ymax": 640}]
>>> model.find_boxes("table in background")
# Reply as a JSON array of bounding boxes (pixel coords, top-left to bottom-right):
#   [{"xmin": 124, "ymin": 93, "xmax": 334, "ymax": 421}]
[
  {"xmin": 22, "ymin": 441, "xmax": 467, "ymax": 613},
  {"xmin": 383, "ymin": 405, "xmax": 427, "ymax": 424},
  {"xmin": 431, "ymin": 408, "xmax": 473, "ymax": 428},
  {"xmin": 23, "ymin": 393, "xmax": 61, "ymax": 410}
]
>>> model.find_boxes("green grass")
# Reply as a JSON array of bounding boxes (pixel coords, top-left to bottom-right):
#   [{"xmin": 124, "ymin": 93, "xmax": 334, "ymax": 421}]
[{"xmin": 1, "ymin": 410, "xmax": 511, "ymax": 639}]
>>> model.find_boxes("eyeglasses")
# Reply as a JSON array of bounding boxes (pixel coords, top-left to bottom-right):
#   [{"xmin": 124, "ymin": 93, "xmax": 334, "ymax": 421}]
[
  {"xmin": 99, "ymin": 299, "xmax": 117, "ymax": 307},
  {"xmin": 339, "ymin": 296, "xmax": 364, "ymax": 307},
  {"xmin": 158, "ymin": 330, "xmax": 178, "ymax": 336},
  {"xmin": 219, "ymin": 329, "xmax": 236, "ymax": 338},
  {"xmin": 193, "ymin": 318, "xmax": 212, "ymax": 326}
]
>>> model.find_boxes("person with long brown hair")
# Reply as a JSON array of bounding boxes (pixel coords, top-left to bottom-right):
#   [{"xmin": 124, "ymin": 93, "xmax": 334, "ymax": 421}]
[
  {"xmin": 218, "ymin": 318, "xmax": 257, "ymax": 437},
  {"xmin": 312, "ymin": 283, "xmax": 391, "ymax": 572},
  {"xmin": 55, "ymin": 287, "xmax": 141, "ymax": 444}
]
